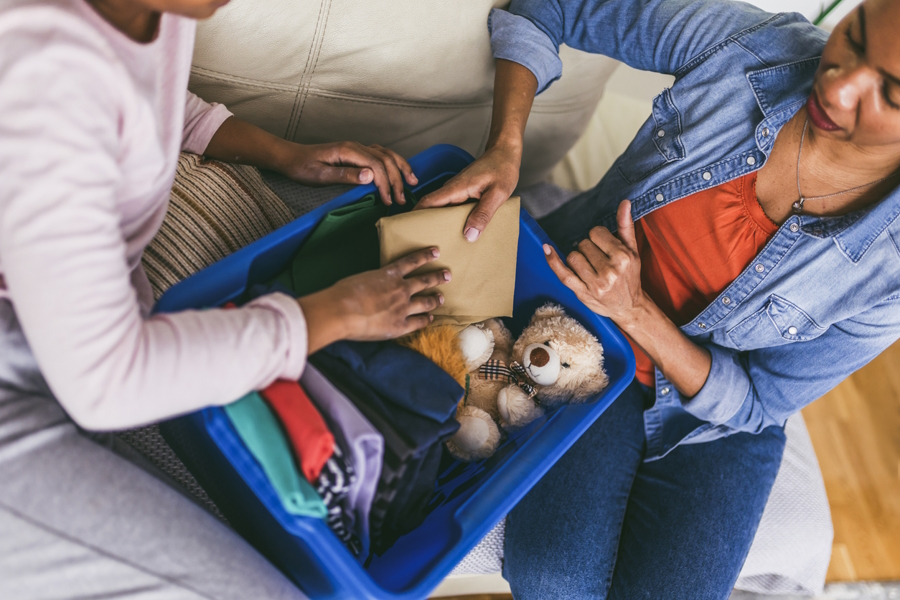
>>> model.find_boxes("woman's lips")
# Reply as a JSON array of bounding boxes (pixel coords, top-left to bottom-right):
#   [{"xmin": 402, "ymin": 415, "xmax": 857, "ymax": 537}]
[{"xmin": 807, "ymin": 92, "xmax": 842, "ymax": 132}]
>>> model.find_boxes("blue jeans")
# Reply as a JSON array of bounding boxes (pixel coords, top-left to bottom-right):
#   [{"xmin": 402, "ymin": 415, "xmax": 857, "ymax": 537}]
[{"xmin": 503, "ymin": 381, "xmax": 786, "ymax": 600}]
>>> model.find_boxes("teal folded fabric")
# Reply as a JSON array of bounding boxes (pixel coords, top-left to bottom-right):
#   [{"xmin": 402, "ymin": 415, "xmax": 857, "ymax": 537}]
[{"xmin": 224, "ymin": 392, "xmax": 327, "ymax": 518}]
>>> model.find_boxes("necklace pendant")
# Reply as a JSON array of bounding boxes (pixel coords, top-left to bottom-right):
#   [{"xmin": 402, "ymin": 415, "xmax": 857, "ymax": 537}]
[{"xmin": 791, "ymin": 197, "xmax": 805, "ymax": 214}]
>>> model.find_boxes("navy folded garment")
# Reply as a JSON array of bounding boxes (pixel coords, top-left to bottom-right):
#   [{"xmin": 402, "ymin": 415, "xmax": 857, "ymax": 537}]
[
  {"xmin": 309, "ymin": 341, "xmax": 463, "ymax": 554},
  {"xmin": 318, "ymin": 341, "xmax": 461, "ymax": 425}
]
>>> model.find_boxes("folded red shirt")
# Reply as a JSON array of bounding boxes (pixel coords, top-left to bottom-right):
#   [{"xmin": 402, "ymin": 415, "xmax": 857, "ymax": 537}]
[{"xmin": 260, "ymin": 379, "xmax": 335, "ymax": 481}]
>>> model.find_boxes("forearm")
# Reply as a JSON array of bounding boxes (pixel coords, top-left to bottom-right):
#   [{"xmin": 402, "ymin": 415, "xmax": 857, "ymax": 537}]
[
  {"xmin": 618, "ymin": 295, "xmax": 711, "ymax": 397},
  {"xmin": 203, "ymin": 115, "xmax": 295, "ymax": 174},
  {"xmin": 486, "ymin": 59, "xmax": 538, "ymax": 153}
]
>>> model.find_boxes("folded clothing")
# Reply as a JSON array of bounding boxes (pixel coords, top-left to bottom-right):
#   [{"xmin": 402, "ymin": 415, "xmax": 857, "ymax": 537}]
[
  {"xmin": 223, "ymin": 392, "xmax": 327, "ymax": 518},
  {"xmin": 301, "ymin": 365, "xmax": 384, "ymax": 554},
  {"xmin": 376, "ymin": 196, "xmax": 520, "ymax": 325},
  {"xmin": 316, "ymin": 444, "xmax": 361, "ymax": 555},
  {"xmin": 310, "ymin": 340, "xmax": 463, "ymax": 553},
  {"xmin": 319, "ymin": 341, "xmax": 461, "ymax": 424},
  {"xmin": 260, "ymin": 380, "xmax": 334, "ymax": 481},
  {"xmin": 275, "ymin": 194, "xmax": 389, "ymax": 295}
]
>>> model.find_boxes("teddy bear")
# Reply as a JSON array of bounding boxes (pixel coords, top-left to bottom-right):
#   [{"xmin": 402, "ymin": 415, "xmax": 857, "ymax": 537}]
[{"xmin": 399, "ymin": 303, "xmax": 609, "ymax": 462}]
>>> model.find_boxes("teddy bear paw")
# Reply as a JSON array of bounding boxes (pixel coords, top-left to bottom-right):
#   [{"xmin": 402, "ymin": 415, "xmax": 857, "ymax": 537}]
[
  {"xmin": 446, "ymin": 405, "xmax": 501, "ymax": 462},
  {"xmin": 497, "ymin": 385, "xmax": 544, "ymax": 430},
  {"xmin": 457, "ymin": 324, "xmax": 495, "ymax": 372}
]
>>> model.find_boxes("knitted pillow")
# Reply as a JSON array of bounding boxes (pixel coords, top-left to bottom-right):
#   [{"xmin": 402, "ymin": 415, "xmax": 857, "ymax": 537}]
[{"xmin": 142, "ymin": 153, "xmax": 293, "ymax": 299}]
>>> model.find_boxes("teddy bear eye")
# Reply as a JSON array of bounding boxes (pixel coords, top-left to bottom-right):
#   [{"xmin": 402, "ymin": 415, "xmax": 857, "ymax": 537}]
[{"xmin": 561, "ymin": 362, "xmax": 570, "ymax": 368}]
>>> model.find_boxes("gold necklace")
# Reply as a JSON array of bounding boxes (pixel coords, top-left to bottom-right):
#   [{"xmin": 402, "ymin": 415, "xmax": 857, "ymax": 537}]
[{"xmin": 792, "ymin": 117, "xmax": 900, "ymax": 214}]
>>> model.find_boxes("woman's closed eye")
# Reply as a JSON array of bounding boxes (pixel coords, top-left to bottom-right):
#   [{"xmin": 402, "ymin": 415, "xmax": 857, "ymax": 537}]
[
  {"xmin": 845, "ymin": 25, "xmax": 864, "ymax": 54},
  {"xmin": 882, "ymin": 81, "xmax": 900, "ymax": 110}
]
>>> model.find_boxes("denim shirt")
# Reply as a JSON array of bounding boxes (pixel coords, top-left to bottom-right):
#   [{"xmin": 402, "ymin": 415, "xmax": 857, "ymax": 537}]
[{"xmin": 490, "ymin": 0, "xmax": 900, "ymax": 460}]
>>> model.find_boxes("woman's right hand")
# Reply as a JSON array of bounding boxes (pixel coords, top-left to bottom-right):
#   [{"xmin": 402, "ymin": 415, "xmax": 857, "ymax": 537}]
[
  {"xmin": 414, "ymin": 142, "xmax": 522, "ymax": 242},
  {"xmin": 414, "ymin": 59, "xmax": 537, "ymax": 242},
  {"xmin": 297, "ymin": 247, "xmax": 450, "ymax": 352}
]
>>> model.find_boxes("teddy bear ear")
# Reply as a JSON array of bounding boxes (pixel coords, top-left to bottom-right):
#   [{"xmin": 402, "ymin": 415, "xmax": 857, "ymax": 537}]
[{"xmin": 531, "ymin": 302, "xmax": 566, "ymax": 323}]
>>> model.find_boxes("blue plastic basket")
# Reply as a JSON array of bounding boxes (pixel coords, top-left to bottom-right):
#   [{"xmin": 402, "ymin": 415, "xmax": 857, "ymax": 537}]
[{"xmin": 157, "ymin": 144, "xmax": 635, "ymax": 600}]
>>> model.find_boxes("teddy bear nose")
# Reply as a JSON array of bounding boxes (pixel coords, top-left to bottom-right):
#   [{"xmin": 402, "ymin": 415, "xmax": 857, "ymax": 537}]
[
  {"xmin": 523, "ymin": 343, "xmax": 560, "ymax": 386},
  {"xmin": 529, "ymin": 347, "xmax": 550, "ymax": 367}
]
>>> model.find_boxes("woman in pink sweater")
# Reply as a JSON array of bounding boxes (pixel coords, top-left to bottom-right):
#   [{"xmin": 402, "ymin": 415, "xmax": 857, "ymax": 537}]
[{"xmin": 0, "ymin": 0, "xmax": 446, "ymax": 596}]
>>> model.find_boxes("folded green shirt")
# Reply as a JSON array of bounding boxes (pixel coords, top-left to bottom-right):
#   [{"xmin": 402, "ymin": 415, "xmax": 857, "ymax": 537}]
[
  {"xmin": 224, "ymin": 392, "xmax": 327, "ymax": 518},
  {"xmin": 275, "ymin": 194, "xmax": 389, "ymax": 296}
]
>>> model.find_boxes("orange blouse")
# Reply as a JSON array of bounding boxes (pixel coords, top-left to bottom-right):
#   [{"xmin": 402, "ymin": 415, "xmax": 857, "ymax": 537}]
[{"xmin": 630, "ymin": 172, "xmax": 778, "ymax": 386}]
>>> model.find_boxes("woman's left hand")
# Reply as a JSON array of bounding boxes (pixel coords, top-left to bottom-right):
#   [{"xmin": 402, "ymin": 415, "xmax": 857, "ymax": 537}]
[
  {"xmin": 544, "ymin": 200, "xmax": 647, "ymax": 325},
  {"xmin": 278, "ymin": 141, "xmax": 418, "ymax": 206}
]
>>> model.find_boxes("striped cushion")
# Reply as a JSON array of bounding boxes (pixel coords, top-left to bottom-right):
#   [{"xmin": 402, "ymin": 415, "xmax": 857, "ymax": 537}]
[{"xmin": 142, "ymin": 153, "xmax": 293, "ymax": 299}]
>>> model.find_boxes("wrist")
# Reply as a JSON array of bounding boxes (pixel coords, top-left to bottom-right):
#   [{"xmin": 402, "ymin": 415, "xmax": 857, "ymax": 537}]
[
  {"xmin": 270, "ymin": 140, "xmax": 304, "ymax": 176},
  {"xmin": 614, "ymin": 292, "xmax": 656, "ymax": 332},
  {"xmin": 485, "ymin": 130, "xmax": 524, "ymax": 155},
  {"xmin": 297, "ymin": 289, "xmax": 350, "ymax": 353}
]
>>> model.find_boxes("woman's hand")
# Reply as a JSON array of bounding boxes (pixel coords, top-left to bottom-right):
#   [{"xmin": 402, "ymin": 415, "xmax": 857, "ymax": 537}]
[
  {"xmin": 545, "ymin": 200, "xmax": 648, "ymax": 325},
  {"xmin": 413, "ymin": 59, "xmax": 537, "ymax": 242},
  {"xmin": 277, "ymin": 142, "xmax": 417, "ymax": 206},
  {"xmin": 415, "ymin": 142, "xmax": 522, "ymax": 242},
  {"xmin": 297, "ymin": 247, "xmax": 450, "ymax": 353},
  {"xmin": 203, "ymin": 117, "xmax": 417, "ymax": 206},
  {"xmin": 547, "ymin": 200, "xmax": 714, "ymax": 397}
]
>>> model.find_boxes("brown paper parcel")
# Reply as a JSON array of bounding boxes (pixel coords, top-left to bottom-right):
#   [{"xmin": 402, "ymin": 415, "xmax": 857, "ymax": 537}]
[{"xmin": 376, "ymin": 197, "xmax": 520, "ymax": 325}]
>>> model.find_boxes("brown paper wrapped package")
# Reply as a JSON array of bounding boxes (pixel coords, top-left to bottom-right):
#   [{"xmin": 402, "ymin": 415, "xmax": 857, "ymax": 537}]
[{"xmin": 376, "ymin": 197, "xmax": 520, "ymax": 325}]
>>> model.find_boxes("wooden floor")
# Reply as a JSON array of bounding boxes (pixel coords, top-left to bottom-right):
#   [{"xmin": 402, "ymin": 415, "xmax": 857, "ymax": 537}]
[
  {"xmin": 438, "ymin": 341, "xmax": 900, "ymax": 598},
  {"xmin": 802, "ymin": 339, "xmax": 900, "ymax": 582}
]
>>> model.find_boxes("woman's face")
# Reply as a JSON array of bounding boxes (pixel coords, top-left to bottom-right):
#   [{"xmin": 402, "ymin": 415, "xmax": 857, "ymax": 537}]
[{"xmin": 813, "ymin": 0, "xmax": 900, "ymax": 148}]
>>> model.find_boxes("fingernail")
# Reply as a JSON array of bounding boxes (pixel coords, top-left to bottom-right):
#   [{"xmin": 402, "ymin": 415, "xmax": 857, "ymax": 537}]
[
  {"xmin": 438, "ymin": 294, "xmax": 445, "ymax": 305},
  {"xmin": 464, "ymin": 227, "xmax": 480, "ymax": 243},
  {"xmin": 443, "ymin": 270, "xmax": 451, "ymax": 281},
  {"xmin": 410, "ymin": 174, "xmax": 419, "ymax": 184},
  {"xmin": 431, "ymin": 247, "xmax": 440, "ymax": 258},
  {"xmin": 543, "ymin": 244, "xmax": 552, "ymax": 256},
  {"xmin": 429, "ymin": 314, "xmax": 434, "ymax": 322},
  {"xmin": 400, "ymin": 193, "xmax": 406, "ymax": 204},
  {"xmin": 359, "ymin": 169, "xmax": 373, "ymax": 183}
]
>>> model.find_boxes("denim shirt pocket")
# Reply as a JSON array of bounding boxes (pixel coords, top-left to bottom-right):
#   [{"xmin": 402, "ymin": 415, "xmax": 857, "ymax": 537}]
[
  {"xmin": 616, "ymin": 88, "xmax": 685, "ymax": 184},
  {"xmin": 726, "ymin": 295, "xmax": 827, "ymax": 351}
]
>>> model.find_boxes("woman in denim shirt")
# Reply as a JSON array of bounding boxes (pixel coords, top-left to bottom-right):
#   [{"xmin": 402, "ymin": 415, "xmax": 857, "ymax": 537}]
[{"xmin": 421, "ymin": 0, "xmax": 900, "ymax": 597}]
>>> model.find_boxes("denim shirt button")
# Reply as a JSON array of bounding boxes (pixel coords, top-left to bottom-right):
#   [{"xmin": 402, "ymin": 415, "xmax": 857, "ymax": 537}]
[
  {"xmin": 657, "ymin": 129, "xmax": 666, "ymax": 138},
  {"xmin": 790, "ymin": 223, "xmax": 800, "ymax": 232},
  {"xmin": 747, "ymin": 156, "xmax": 756, "ymax": 166},
  {"xmin": 722, "ymin": 296, "xmax": 732, "ymax": 305},
  {"xmin": 655, "ymin": 193, "xmax": 664, "ymax": 202},
  {"xmin": 755, "ymin": 264, "xmax": 765, "ymax": 273},
  {"xmin": 660, "ymin": 387, "xmax": 671, "ymax": 395},
  {"xmin": 698, "ymin": 322, "xmax": 707, "ymax": 329},
  {"xmin": 762, "ymin": 127, "xmax": 770, "ymax": 137},
  {"xmin": 788, "ymin": 326, "xmax": 798, "ymax": 335},
  {"xmin": 702, "ymin": 171, "xmax": 712, "ymax": 180}
]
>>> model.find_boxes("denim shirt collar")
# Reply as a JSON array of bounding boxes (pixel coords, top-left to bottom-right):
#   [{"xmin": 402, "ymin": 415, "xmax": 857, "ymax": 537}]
[{"xmin": 749, "ymin": 57, "xmax": 900, "ymax": 263}]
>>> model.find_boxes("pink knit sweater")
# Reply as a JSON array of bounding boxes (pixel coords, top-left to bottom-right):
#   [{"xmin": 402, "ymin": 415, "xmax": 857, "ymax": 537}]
[{"xmin": 0, "ymin": 0, "xmax": 308, "ymax": 429}]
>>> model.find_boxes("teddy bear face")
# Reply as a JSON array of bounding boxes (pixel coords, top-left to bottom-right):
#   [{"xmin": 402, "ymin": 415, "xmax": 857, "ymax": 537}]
[{"xmin": 510, "ymin": 304, "xmax": 609, "ymax": 407}]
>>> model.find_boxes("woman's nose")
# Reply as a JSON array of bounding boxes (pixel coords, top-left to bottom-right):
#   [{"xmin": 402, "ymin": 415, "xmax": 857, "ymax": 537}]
[{"xmin": 822, "ymin": 61, "xmax": 879, "ymax": 116}]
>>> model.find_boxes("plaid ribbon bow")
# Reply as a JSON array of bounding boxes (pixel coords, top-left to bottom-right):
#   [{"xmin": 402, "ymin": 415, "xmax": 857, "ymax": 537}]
[{"xmin": 477, "ymin": 359, "xmax": 541, "ymax": 406}]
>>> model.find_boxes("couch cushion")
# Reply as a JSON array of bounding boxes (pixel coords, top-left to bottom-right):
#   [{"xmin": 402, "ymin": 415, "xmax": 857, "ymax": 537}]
[
  {"xmin": 142, "ymin": 154, "xmax": 293, "ymax": 299},
  {"xmin": 189, "ymin": 0, "xmax": 617, "ymax": 187}
]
